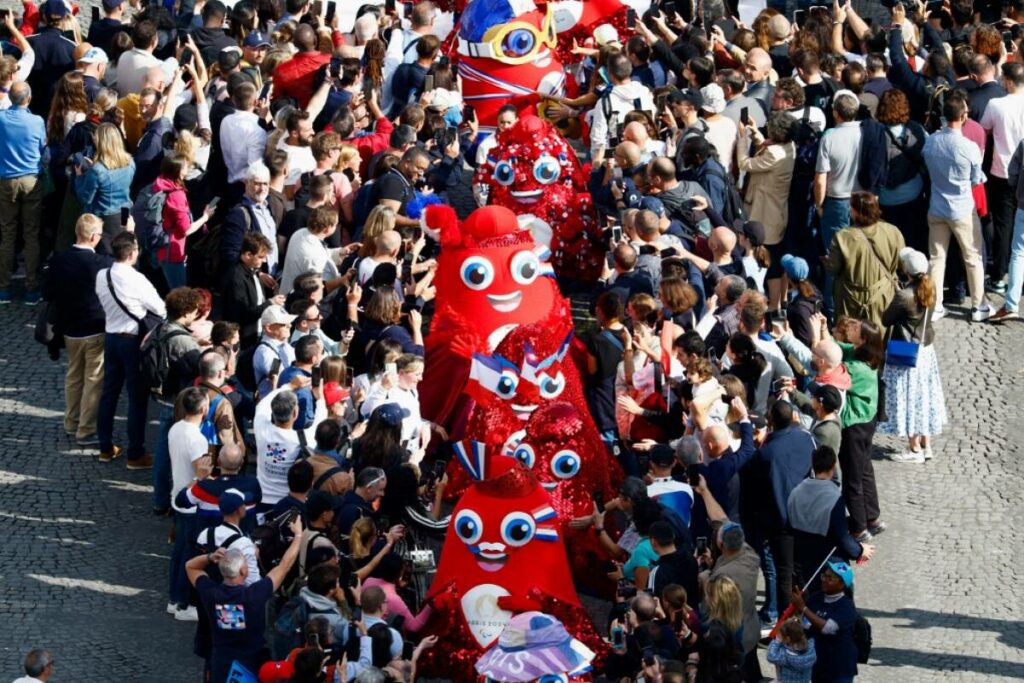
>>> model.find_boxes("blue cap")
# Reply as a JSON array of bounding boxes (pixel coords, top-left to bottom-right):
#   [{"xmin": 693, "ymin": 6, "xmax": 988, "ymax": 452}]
[
  {"xmin": 460, "ymin": 0, "xmax": 518, "ymax": 42},
  {"xmin": 244, "ymin": 31, "xmax": 272, "ymax": 48},
  {"xmin": 639, "ymin": 195, "xmax": 666, "ymax": 219},
  {"xmin": 374, "ymin": 402, "xmax": 411, "ymax": 427},
  {"xmin": 218, "ymin": 488, "xmax": 246, "ymax": 515},
  {"xmin": 780, "ymin": 254, "xmax": 809, "ymax": 281},
  {"xmin": 43, "ymin": 0, "xmax": 69, "ymax": 16},
  {"xmin": 827, "ymin": 560, "xmax": 855, "ymax": 588}
]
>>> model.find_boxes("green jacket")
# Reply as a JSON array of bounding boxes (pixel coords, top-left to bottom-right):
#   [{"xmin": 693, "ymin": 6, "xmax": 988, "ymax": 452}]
[{"xmin": 838, "ymin": 341, "xmax": 878, "ymax": 427}]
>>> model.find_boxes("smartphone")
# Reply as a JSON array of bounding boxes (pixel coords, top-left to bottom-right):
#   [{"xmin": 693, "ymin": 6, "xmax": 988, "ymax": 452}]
[
  {"xmin": 1004, "ymin": 30, "xmax": 1014, "ymax": 50},
  {"xmin": 740, "ymin": 106, "xmax": 750, "ymax": 127},
  {"xmin": 771, "ymin": 378, "xmax": 783, "ymax": 394},
  {"xmin": 91, "ymin": 6, "xmax": 99, "ymax": 22},
  {"xmin": 687, "ymin": 463, "xmax": 701, "ymax": 486},
  {"xmin": 312, "ymin": 0, "xmax": 323, "ymax": 15},
  {"xmin": 402, "ymin": 641, "xmax": 415, "ymax": 660},
  {"xmin": 207, "ymin": 196, "xmax": 221, "ymax": 209},
  {"xmin": 424, "ymin": 74, "xmax": 435, "ymax": 92},
  {"xmin": 270, "ymin": 358, "xmax": 282, "ymax": 377},
  {"xmin": 120, "ymin": 206, "xmax": 130, "ymax": 226},
  {"xmin": 385, "ymin": 0, "xmax": 396, "ymax": 13},
  {"xmin": 707, "ymin": 348, "xmax": 718, "ymax": 365},
  {"xmin": 627, "ymin": 8, "xmax": 637, "ymax": 28},
  {"xmin": 463, "ymin": 104, "xmax": 476, "ymax": 122},
  {"xmin": 696, "ymin": 536, "xmax": 708, "ymax": 555},
  {"xmin": 642, "ymin": 647, "xmax": 655, "ymax": 667},
  {"xmin": 344, "ymin": 366, "xmax": 354, "ymax": 388},
  {"xmin": 656, "ymin": 92, "xmax": 668, "ymax": 115},
  {"xmin": 181, "ymin": 48, "xmax": 194, "ymax": 66},
  {"xmin": 611, "ymin": 225, "xmax": 623, "ymax": 243},
  {"xmin": 611, "ymin": 624, "xmax": 626, "ymax": 648},
  {"xmin": 617, "ymin": 583, "xmax": 637, "ymax": 599},
  {"xmin": 342, "ymin": 167, "xmax": 355, "ymax": 183},
  {"xmin": 411, "ymin": 226, "xmax": 423, "ymax": 242},
  {"xmin": 660, "ymin": 248, "xmax": 676, "ymax": 258},
  {"xmin": 402, "ymin": 0, "xmax": 413, "ymax": 18},
  {"xmin": 259, "ymin": 80, "xmax": 272, "ymax": 102},
  {"xmin": 351, "ymin": 606, "xmax": 362, "ymax": 622},
  {"xmin": 433, "ymin": 459, "xmax": 448, "ymax": 479},
  {"xmin": 925, "ymin": 0, "xmax": 943, "ymax": 10},
  {"xmin": 286, "ymin": 508, "xmax": 299, "ymax": 525},
  {"xmin": 385, "ymin": 361, "xmax": 398, "ymax": 377},
  {"xmin": 348, "ymin": 572, "xmax": 358, "ymax": 588},
  {"xmin": 311, "ymin": 365, "xmax": 322, "ymax": 386},
  {"xmin": 325, "ymin": 0, "xmax": 336, "ymax": 22},
  {"xmin": 793, "ymin": 9, "xmax": 806, "ymax": 27},
  {"xmin": 592, "ymin": 489, "xmax": 604, "ymax": 511},
  {"xmin": 391, "ymin": 614, "xmax": 406, "ymax": 631}
]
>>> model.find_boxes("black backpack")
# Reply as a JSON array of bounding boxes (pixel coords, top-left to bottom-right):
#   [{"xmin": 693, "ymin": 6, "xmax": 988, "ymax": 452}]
[
  {"xmin": 703, "ymin": 166, "xmax": 746, "ymax": 225},
  {"xmin": 234, "ymin": 340, "xmax": 273, "ymax": 393},
  {"xmin": 924, "ymin": 81, "xmax": 951, "ymax": 133},
  {"xmin": 195, "ymin": 526, "xmax": 243, "ymax": 583},
  {"xmin": 250, "ymin": 508, "xmax": 300, "ymax": 576},
  {"xmin": 139, "ymin": 323, "xmax": 191, "ymax": 400},
  {"xmin": 271, "ymin": 594, "xmax": 338, "ymax": 659},
  {"xmin": 854, "ymin": 613, "xmax": 872, "ymax": 663}
]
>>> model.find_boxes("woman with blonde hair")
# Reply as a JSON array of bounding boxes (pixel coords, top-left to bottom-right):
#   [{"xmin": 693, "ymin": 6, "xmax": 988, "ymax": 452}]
[
  {"xmin": 881, "ymin": 248, "xmax": 947, "ymax": 462},
  {"xmin": 335, "ymin": 143, "xmax": 362, "ymax": 226},
  {"xmin": 74, "ymin": 123, "xmax": 135, "ymax": 253},
  {"xmin": 697, "ymin": 575, "xmax": 745, "ymax": 682},
  {"xmin": 358, "ymin": 205, "xmax": 397, "ymax": 258},
  {"xmin": 346, "ymin": 516, "xmax": 404, "ymax": 581}
]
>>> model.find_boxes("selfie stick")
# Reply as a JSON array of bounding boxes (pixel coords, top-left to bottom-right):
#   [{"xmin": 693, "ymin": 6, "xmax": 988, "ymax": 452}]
[{"xmin": 767, "ymin": 546, "xmax": 837, "ymax": 639}]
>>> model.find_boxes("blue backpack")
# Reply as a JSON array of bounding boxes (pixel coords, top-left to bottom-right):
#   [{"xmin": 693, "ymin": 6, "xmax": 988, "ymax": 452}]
[{"xmin": 132, "ymin": 184, "xmax": 171, "ymax": 253}]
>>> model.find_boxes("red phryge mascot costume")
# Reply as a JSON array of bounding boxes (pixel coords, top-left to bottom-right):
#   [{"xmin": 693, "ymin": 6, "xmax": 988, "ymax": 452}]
[
  {"xmin": 476, "ymin": 115, "xmax": 604, "ymax": 283},
  {"xmin": 418, "ymin": 203, "xmax": 568, "ymax": 431},
  {"xmin": 417, "ymin": 446, "xmax": 604, "ymax": 682}
]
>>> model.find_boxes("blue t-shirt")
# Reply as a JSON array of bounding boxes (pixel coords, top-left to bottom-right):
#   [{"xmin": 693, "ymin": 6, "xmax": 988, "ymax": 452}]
[{"xmin": 622, "ymin": 537, "xmax": 659, "ymax": 581}]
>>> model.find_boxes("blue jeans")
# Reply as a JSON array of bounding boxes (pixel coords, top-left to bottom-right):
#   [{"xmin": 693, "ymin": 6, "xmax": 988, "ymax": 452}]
[
  {"xmin": 97, "ymin": 333, "xmax": 148, "ymax": 459},
  {"xmin": 153, "ymin": 402, "xmax": 175, "ymax": 511},
  {"xmin": 169, "ymin": 511, "xmax": 198, "ymax": 606},
  {"xmin": 820, "ymin": 197, "xmax": 851, "ymax": 315},
  {"xmin": 758, "ymin": 539, "xmax": 779, "ymax": 623},
  {"xmin": 1004, "ymin": 208, "xmax": 1024, "ymax": 311},
  {"xmin": 160, "ymin": 260, "xmax": 187, "ymax": 289}
]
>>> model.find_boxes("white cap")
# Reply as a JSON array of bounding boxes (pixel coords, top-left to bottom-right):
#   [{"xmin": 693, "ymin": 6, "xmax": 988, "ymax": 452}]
[
  {"xmin": 260, "ymin": 305, "xmax": 297, "ymax": 327},
  {"xmin": 593, "ymin": 24, "xmax": 621, "ymax": 48},
  {"xmin": 426, "ymin": 88, "xmax": 462, "ymax": 111},
  {"xmin": 899, "ymin": 247, "xmax": 929, "ymax": 277},
  {"xmin": 700, "ymin": 83, "xmax": 726, "ymax": 114},
  {"xmin": 78, "ymin": 47, "xmax": 109, "ymax": 64}
]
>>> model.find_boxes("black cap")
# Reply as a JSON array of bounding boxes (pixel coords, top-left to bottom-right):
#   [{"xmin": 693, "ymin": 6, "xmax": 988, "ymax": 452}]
[
  {"xmin": 667, "ymin": 87, "xmax": 703, "ymax": 108},
  {"xmin": 173, "ymin": 104, "xmax": 199, "ymax": 133},
  {"xmin": 650, "ymin": 444, "xmax": 676, "ymax": 467},
  {"xmin": 306, "ymin": 490, "xmax": 336, "ymax": 520}
]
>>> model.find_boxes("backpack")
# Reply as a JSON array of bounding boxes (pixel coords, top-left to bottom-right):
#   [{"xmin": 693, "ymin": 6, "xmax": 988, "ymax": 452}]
[
  {"xmin": 924, "ymin": 81, "xmax": 951, "ymax": 133},
  {"xmin": 271, "ymin": 594, "xmax": 338, "ymax": 659},
  {"xmin": 139, "ymin": 323, "xmax": 190, "ymax": 400},
  {"xmin": 235, "ymin": 340, "xmax": 274, "ymax": 393},
  {"xmin": 854, "ymin": 613, "xmax": 872, "ymax": 663},
  {"xmin": 351, "ymin": 180, "xmax": 377, "ymax": 239},
  {"xmin": 200, "ymin": 393, "xmax": 227, "ymax": 445},
  {"xmin": 251, "ymin": 508, "xmax": 300, "ymax": 576},
  {"xmin": 291, "ymin": 171, "xmax": 315, "ymax": 212},
  {"xmin": 132, "ymin": 184, "xmax": 171, "ymax": 254},
  {"xmin": 792, "ymin": 108, "xmax": 824, "ymax": 180},
  {"xmin": 194, "ymin": 204, "xmax": 253, "ymax": 280},
  {"xmin": 703, "ymin": 166, "xmax": 746, "ymax": 225}
]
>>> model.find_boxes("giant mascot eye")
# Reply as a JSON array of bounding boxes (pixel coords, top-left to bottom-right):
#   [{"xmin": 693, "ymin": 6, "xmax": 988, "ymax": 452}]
[
  {"xmin": 538, "ymin": 676, "xmax": 569, "ymax": 683},
  {"xmin": 502, "ymin": 29, "xmax": 536, "ymax": 57},
  {"xmin": 550, "ymin": 450, "xmax": 581, "ymax": 479},
  {"xmin": 460, "ymin": 256, "xmax": 495, "ymax": 290},
  {"xmin": 493, "ymin": 161, "xmax": 515, "ymax": 186},
  {"xmin": 500, "ymin": 511, "xmax": 536, "ymax": 547},
  {"xmin": 494, "ymin": 370, "xmax": 519, "ymax": 399},
  {"xmin": 533, "ymin": 155, "xmax": 561, "ymax": 184},
  {"xmin": 511, "ymin": 443, "xmax": 536, "ymax": 469},
  {"xmin": 454, "ymin": 509, "xmax": 484, "ymax": 545},
  {"xmin": 537, "ymin": 372, "xmax": 565, "ymax": 399},
  {"xmin": 510, "ymin": 251, "xmax": 540, "ymax": 285}
]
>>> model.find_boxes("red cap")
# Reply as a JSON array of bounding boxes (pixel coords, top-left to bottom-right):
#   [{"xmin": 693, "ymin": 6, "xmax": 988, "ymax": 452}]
[{"xmin": 323, "ymin": 381, "xmax": 348, "ymax": 407}]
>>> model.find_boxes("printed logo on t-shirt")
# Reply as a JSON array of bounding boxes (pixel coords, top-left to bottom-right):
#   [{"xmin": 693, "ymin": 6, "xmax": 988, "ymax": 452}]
[{"xmin": 215, "ymin": 603, "xmax": 247, "ymax": 630}]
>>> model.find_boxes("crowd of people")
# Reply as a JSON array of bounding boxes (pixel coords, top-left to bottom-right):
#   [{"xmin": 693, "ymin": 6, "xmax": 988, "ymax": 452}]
[{"xmin": 9, "ymin": 0, "xmax": 1017, "ymax": 679}]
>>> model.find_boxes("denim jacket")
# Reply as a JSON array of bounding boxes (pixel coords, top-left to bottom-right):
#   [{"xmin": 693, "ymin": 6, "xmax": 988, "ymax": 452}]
[{"xmin": 75, "ymin": 160, "xmax": 135, "ymax": 216}]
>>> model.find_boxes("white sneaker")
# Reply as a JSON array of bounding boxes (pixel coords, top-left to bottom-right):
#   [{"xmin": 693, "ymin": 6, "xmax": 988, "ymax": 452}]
[
  {"xmin": 890, "ymin": 449, "xmax": 925, "ymax": 464},
  {"xmin": 932, "ymin": 306, "xmax": 947, "ymax": 321},
  {"xmin": 174, "ymin": 606, "xmax": 199, "ymax": 622},
  {"xmin": 166, "ymin": 601, "xmax": 178, "ymax": 615},
  {"xmin": 922, "ymin": 445, "xmax": 934, "ymax": 461},
  {"xmin": 971, "ymin": 305, "xmax": 993, "ymax": 322}
]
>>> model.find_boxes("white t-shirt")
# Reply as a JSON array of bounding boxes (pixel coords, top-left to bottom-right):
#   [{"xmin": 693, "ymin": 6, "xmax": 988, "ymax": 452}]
[
  {"xmin": 361, "ymin": 381, "xmax": 424, "ymax": 447},
  {"xmin": 169, "ymin": 421, "xmax": 209, "ymax": 513},
  {"xmin": 705, "ymin": 115, "xmax": 738, "ymax": 174}
]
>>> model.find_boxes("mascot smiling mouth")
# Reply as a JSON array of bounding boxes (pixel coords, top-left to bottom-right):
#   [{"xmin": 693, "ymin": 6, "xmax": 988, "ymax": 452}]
[
  {"xmin": 474, "ymin": 543, "xmax": 508, "ymax": 572},
  {"xmin": 487, "ymin": 291, "xmax": 523, "ymax": 312},
  {"xmin": 511, "ymin": 403, "xmax": 538, "ymax": 420},
  {"xmin": 510, "ymin": 189, "xmax": 543, "ymax": 204}
]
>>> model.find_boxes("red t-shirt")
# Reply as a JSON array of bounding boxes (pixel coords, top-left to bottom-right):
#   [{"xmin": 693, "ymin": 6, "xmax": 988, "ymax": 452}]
[{"xmin": 273, "ymin": 51, "xmax": 332, "ymax": 109}]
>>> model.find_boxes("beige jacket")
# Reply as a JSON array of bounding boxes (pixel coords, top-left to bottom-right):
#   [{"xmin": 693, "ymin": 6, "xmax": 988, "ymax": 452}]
[{"xmin": 737, "ymin": 137, "xmax": 796, "ymax": 245}]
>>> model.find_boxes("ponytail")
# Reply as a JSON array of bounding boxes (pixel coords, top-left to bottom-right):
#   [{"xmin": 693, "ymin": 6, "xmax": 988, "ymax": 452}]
[
  {"xmin": 754, "ymin": 245, "xmax": 771, "ymax": 269},
  {"xmin": 914, "ymin": 273, "xmax": 936, "ymax": 309}
]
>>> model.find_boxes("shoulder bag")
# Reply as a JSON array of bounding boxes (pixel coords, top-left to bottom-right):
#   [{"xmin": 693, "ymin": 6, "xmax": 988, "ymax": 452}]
[
  {"xmin": 885, "ymin": 305, "xmax": 931, "ymax": 368},
  {"xmin": 106, "ymin": 268, "xmax": 164, "ymax": 340}
]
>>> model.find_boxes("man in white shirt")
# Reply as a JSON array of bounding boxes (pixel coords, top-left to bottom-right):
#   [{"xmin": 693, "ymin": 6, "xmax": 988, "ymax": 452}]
[
  {"xmin": 361, "ymin": 354, "xmax": 444, "ymax": 457},
  {"xmin": 277, "ymin": 108, "xmax": 316, "ymax": 185},
  {"xmin": 95, "ymin": 231, "xmax": 166, "ymax": 467},
  {"xmin": 590, "ymin": 52, "xmax": 656, "ymax": 160},
  {"xmin": 12, "ymin": 648, "xmax": 53, "ymax": 683},
  {"xmin": 115, "ymin": 19, "xmax": 176, "ymax": 97},
  {"xmin": 253, "ymin": 304, "xmax": 297, "ymax": 398},
  {"xmin": 979, "ymin": 63, "xmax": 1024, "ymax": 290},
  {"xmin": 386, "ymin": 1, "xmax": 437, "ymax": 66},
  {"xmin": 279, "ymin": 205, "xmax": 346, "ymax": 295},
  {"xmin": 195, "ymin": 489, "xmax": 262, "ymax": 587},
  {"xmin": 221, "ymin": 81, "xmax": 268, "ymax": 185},
  {"xmin": 255, "ymin": 387, "xmax": 324, "ymax": 506},
  {"xmin": 168, "ymin": 387, "xmax": 213, "ymax": 621}
]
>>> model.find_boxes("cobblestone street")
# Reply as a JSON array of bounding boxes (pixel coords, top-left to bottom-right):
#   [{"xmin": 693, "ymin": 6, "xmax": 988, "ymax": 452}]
[{"xmin": 0, "ymin": 299, "xmax": 1021, "ymax": 681}]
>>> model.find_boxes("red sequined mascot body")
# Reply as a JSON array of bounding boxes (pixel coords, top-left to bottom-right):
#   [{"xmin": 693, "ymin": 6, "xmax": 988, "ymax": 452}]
[
  {"xmin": 418, "ymin": 203, "xmax": 568, "ymax": 431},
  {"xmin": 418, "ymin": 448, "xmax": 604, "ymax": 683},
  {"xmin": 475, "ymin": 115, "xmax": 604, "ymax": 282}
]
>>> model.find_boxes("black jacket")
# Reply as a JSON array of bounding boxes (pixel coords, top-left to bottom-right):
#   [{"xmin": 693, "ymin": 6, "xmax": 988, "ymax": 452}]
[
  {"xmin": 651, "ymin": 549, "xmax": 700, "ymax": 611},
  {"xmin": 220, "ymin": 262, "xmax": 273, "ymax": 347},
  {"xmin": 191, "ymin": 27, "xmax": 237, "ymax": 66},
  {"xmin": 26, "ymin": 27, "xmax": 76, "ymax": 116},
  {"xmin": 44, "ymin": 246, "xmax": 113, "ymax": 337}
]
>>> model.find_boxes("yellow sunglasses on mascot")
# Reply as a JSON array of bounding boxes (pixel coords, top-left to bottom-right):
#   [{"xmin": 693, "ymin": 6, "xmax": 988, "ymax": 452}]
[{"xmin": 462, "ymin": 3, "xmax": 557, "ymax": 65}]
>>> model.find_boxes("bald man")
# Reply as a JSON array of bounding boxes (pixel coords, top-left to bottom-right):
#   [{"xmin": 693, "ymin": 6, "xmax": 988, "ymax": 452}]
[
  {"xmin": 273, "ymin": 23, "xmax": 331, "ymax": 107},
  {"xmin": 697, "ymin": 396, "xmax": 756, "ymax": 525},
  {"xmin": 593, "ymin": 140, "xmax": 644, "ymax": 216},
  {"xmin": 623, "ymin": 121, "xmax": 665, "ymax": 163},
  {"xmin": 743, "ymin": 47, "xmax": 775, "ymax": 115}
]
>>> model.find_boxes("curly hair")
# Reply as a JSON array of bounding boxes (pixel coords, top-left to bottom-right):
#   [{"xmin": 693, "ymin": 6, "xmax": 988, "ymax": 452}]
[{"xmin": 876, "ymin": 89, "xmax": 911, "ymax": 125}]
